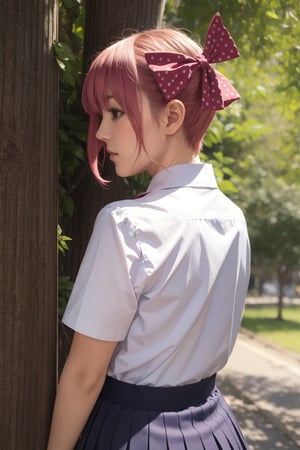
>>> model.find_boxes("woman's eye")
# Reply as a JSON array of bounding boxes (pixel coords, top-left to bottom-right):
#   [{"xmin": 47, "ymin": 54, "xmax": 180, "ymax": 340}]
[{"xmin": 109, "ymin": 108, "xmax": 123, "ymax": 120}]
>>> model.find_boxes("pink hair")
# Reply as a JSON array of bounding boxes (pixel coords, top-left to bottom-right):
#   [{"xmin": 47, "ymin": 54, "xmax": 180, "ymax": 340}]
[{"xmin": 82, "ymin": 29, "xmax": 216, "ymax": 184}]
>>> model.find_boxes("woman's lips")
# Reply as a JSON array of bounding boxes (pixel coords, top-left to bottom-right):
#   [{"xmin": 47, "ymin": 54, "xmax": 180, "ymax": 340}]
[{"xmin": 108, "ymin": 151, "xmax": 118, "ymax": 160}]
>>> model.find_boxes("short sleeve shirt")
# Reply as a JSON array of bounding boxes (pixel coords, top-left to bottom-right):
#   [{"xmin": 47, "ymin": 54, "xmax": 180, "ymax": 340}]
[{"xmin": 62, "ymin": 162, "xmax": 251, "ymax": 386}]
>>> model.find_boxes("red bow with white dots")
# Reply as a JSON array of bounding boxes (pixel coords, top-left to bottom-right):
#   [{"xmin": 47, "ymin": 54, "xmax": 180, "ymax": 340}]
[{"xmin": 145, "ymin": 13, "xmax": 240, "ymax": 110}]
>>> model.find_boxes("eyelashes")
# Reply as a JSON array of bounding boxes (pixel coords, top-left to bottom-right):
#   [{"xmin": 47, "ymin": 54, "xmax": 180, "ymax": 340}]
[{"xmin": 108, "ymin": 108, "xmax": 124, "ymax": 120}]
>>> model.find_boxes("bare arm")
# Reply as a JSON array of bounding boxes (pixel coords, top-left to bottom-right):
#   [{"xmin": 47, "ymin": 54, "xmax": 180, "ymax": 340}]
[{"xmin": 47, "ymin": 332, "xmax": 118, "ymax": 450}]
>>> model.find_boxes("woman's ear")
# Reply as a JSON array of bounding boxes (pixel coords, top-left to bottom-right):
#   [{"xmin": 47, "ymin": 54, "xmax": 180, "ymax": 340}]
[{"xmin": 162, "ymin": 99, "xmax": 186, "ymax": 135}]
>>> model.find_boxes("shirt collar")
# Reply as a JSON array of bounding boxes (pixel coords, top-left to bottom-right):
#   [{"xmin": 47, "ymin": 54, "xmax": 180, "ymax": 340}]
[{"xmin": 147, "ymin": 161, "xmax": 218, "ymax": 193}]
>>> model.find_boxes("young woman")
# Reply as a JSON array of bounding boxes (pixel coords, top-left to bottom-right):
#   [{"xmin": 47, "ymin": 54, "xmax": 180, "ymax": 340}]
[{"xmin": 48, "ymin": 13, "xmax": 250, "ymax": 450}]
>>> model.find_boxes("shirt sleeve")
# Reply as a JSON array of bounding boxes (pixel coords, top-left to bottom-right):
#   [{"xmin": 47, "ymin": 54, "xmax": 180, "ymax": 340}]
[{"xmin": 62, "ymin": 204, "xmax": 140, "ymax": 341}]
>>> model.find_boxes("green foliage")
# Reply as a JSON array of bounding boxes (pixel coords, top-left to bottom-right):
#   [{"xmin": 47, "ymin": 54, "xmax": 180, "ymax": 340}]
[
  {"xmin": 240, "ymin": 174, "xmax": 300, "ymax": 278},
  {"xmin": 54, "ymin": 0, "xmax": 87, "ymax": 220},
  {"xmin": 57, "ymin": 225, "xmax": 74, "ymax": 313},
  {"xmin": 55, "ymin": 0, "xmax": 86, "ymax": 307},
  {"xmin": 201, "ymin": 150, "xmax": 239, "ymax": 195},
  {"xmin": 57, "ymin": 225, "xmax": 72, "ymax": 255}
]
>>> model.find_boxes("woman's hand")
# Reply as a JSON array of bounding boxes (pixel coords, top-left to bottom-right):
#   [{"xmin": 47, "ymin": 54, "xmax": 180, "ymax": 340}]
[{"xmin": 47, "ymin": 332, "xmax": 117, "ymax": 450}]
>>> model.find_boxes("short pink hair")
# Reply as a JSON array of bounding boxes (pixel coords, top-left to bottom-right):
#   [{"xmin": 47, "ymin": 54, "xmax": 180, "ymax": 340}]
[{"xmin": 82, "ymin": 28, "xmax": 216, "ymax": 183}]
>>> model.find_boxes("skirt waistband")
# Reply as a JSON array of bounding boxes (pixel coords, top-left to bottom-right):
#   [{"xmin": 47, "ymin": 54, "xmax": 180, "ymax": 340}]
[{"xmin": 101, "ymin": 374, "xmax": 216, "ymax": 412}]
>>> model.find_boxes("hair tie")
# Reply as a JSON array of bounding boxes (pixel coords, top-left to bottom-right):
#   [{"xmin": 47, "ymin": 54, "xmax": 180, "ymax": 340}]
[{"xmin": 145, "ymin": 13, "xmax": 240, "ymax": 110}]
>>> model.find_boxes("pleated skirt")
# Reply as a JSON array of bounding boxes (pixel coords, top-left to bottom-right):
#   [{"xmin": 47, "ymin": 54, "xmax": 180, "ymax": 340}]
[{"xmin": 75, "ymin": 374, "xmax": 249, "ymax": 450}]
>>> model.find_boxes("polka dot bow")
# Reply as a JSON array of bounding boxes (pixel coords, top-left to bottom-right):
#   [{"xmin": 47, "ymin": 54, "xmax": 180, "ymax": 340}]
[{"xmin": 145, "ymin": 13, "xmax": 240, "ymax": 110}]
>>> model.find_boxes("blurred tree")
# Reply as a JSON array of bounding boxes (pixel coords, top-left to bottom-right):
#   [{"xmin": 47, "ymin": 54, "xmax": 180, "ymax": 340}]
[{"xmin": 240, "ymin": 173, "xmax": 300, "ymax": 319}]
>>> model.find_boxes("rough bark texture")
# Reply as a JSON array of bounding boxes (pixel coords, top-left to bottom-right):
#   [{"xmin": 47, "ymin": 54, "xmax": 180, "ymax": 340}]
[
  {"xmin": 68, "ymin": 0, "xmax": 166, "ymax": 281},
  {"xmin": 83, "ymin": 0, "xmax": 166, "ymax": 67},
  {"xmin": 0, "ymin": 1, "xmax": 58, "ymax": 448}
]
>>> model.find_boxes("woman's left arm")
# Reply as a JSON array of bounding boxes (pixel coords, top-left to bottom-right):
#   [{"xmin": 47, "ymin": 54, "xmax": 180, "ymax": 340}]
[{"xmin": 47, "ymin": 332, "xmax": 118, "ymax": 450}]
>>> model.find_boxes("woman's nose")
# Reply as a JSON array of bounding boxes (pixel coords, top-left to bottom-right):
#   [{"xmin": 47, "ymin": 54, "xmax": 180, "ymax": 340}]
[{"xmin": 96, "ymin": 122, "xmax": 110, "ymax": 142}]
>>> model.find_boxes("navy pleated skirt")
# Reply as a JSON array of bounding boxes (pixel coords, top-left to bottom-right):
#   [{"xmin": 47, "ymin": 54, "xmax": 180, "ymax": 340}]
[{"xmin": 75, "ymin": 374, "xmax": 248, "ymax": 449}]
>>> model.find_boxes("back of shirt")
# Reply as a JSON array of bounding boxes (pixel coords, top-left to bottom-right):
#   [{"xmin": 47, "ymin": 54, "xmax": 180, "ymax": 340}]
[{"xmin": 62, "ymin": 163, "xmax": 251, "ymax": 386}]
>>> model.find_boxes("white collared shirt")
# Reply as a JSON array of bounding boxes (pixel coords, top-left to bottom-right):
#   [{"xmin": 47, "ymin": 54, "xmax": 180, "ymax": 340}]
[{"xmin": 63, "ymin": 162, "xmax": 250, "ymax": 386}]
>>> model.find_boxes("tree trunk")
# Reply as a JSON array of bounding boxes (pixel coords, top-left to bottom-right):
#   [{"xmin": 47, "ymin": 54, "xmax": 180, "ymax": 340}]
[
  {"xmin": 68, "ymin": 0, "xmax": 166, "ymax": 281},
  {"xmin": 0, "ymin": 1, "xmax": 58, "ymax": 448},
  {"xmin": 83, "ymin": 0, "xmax": 167, "ymax": 67},
  {"xmin": 277, "ymin": 288, "xmax": 284, "ymax": 321},
  {"xmin": 276, "ymin": 265, "xmax": 289, "ymax": 321}
]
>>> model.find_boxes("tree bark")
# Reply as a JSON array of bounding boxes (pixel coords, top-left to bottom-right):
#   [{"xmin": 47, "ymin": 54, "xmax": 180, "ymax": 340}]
[
  {"xmin": 0, "ymin": 1, "xmax": 58, "ymax": 448},
  {"xmin": 68, "ymin": 0, "xmax": 166, "ymax": 281},
  {"xmin": 83, "ymin": 0, "xmax": 167, "ymax": 67}
]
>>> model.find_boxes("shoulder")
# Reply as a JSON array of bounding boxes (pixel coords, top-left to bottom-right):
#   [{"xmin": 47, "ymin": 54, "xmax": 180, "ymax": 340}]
[
  {"xmin": 95, "ymin": 198, "xmax": 152, "ymax": 231},
  {"xmin": 91, "ymin": 199, "xmax": 152, "ymax": 258},
  {"xmin": 217, "ymin": 191, "xmax": 247, "ymax": 222}
]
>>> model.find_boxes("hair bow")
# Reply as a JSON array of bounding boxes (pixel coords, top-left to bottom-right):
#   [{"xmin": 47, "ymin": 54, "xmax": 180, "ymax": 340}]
[{"xmin": 145, "ymin": 13, "xmax": 240, "ymax": 110}]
